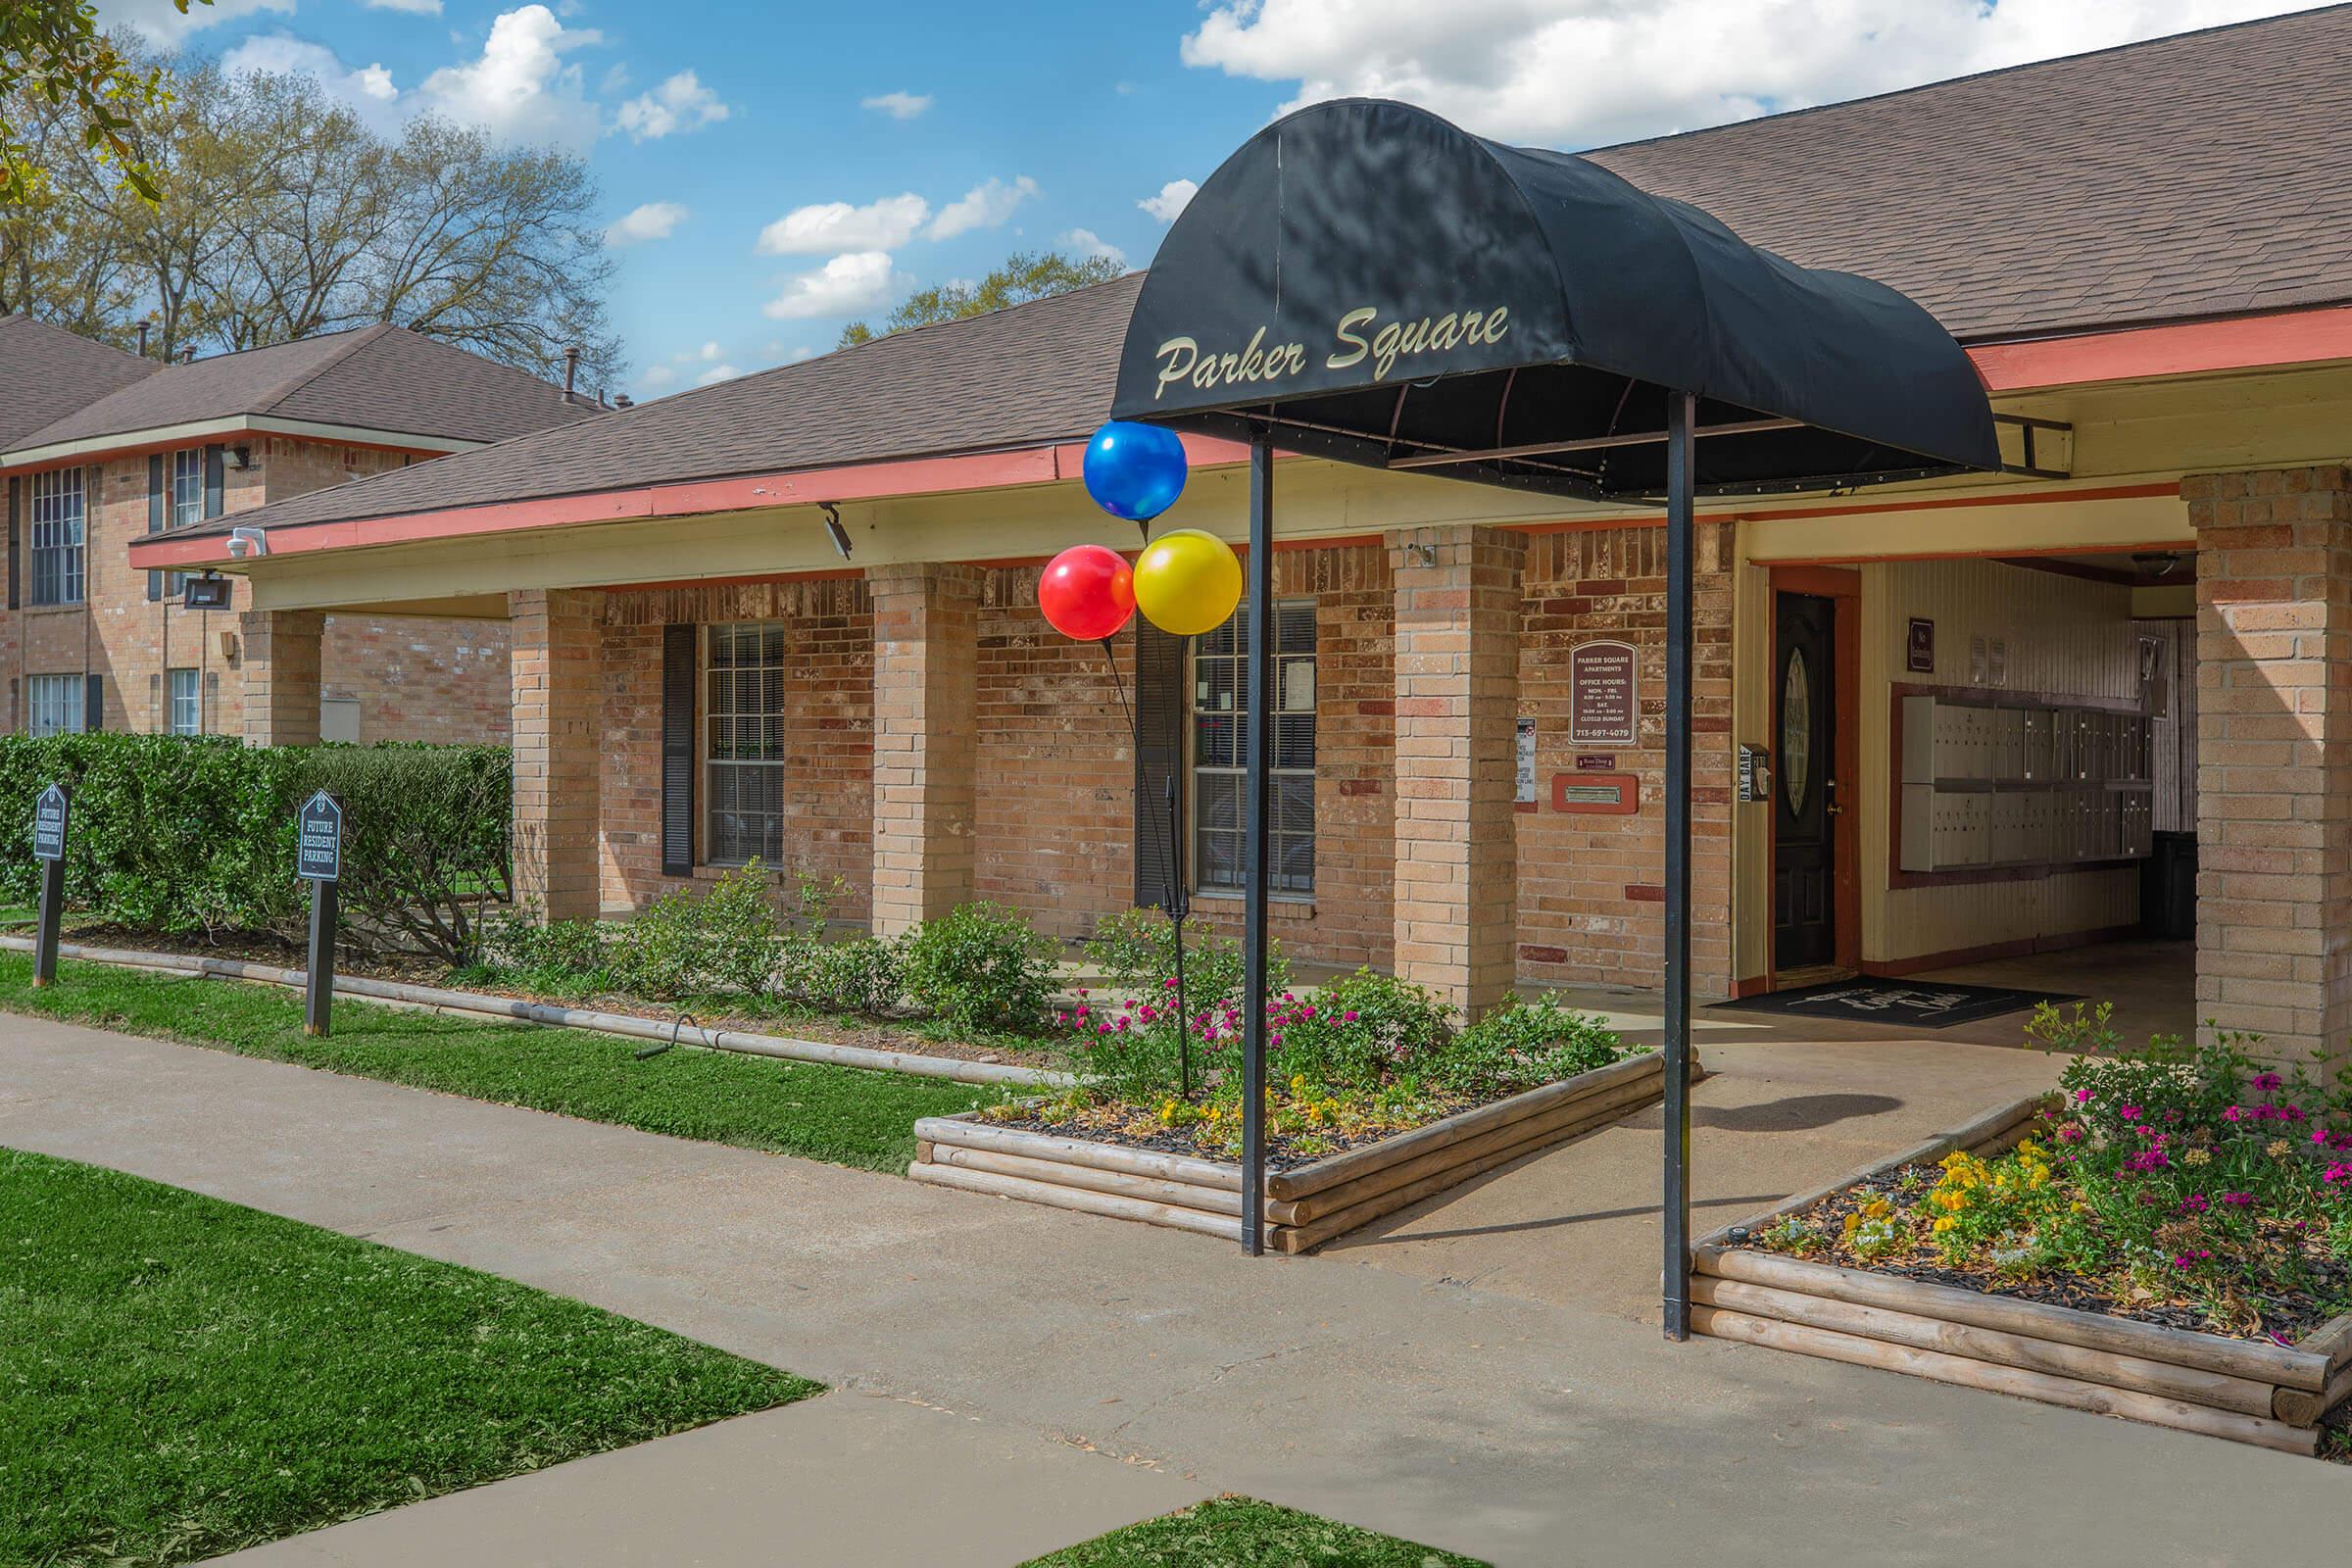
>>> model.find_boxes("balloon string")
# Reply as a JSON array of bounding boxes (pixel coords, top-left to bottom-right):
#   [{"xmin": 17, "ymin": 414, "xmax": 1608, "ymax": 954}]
[{"xmin": 1101, "ymin": 635, "xmax": 1138, "ymax": 745}]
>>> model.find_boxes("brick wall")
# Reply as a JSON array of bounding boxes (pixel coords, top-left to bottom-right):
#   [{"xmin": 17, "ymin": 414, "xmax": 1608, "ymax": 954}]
[
  {"xmin": 3, "ymin": 435, "xmax": 507, "ymax": 742},
  {"xmin": 2188, "ymin": 466, "xmax": 2352, "ymax": 1070},
  {"xmin": 596, "ymin": 578, "xmax": 874, "ymax": 919},
  {"xmin": 1515, "ymin": 523, "xmax": 1737, "ymax": 999}
]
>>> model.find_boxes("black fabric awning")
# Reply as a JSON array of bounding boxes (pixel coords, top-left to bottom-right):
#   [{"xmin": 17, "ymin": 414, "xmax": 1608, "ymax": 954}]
[{"xmin": 1111, "ymin": 98, "xmax": 1998, "ymax": 498}]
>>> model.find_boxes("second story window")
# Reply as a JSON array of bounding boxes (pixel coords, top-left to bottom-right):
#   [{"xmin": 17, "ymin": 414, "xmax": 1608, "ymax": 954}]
[
  {"xmin": 29, "ymin": 468, "xmax": 85, "ymax": 607},
  {"xmin": 171, "ymin": 449, "xmax": 205, "ymax": 528}
]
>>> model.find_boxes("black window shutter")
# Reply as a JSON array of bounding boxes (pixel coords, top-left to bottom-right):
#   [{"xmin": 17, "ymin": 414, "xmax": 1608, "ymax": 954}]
[
  {"xmin": 146, "ymin": 453, "xmax": 165, "ymax": 600},
  {"xmin": 660, "ymin": 623, "xmax": 695, "ymax": 877},
  {"xmin": 6, "ymin": 476, "xmax": 18, "ymax": 611},
  {"xmin": 84, "ymin": 673, "xmax": 104, "ymax": 733},
  {"xmin": 203, "ymin": 444, "xmax": 224, "ymax": 517},
  {"xmin": 1132, "ymin": 624, "xmax": 1187, "ymax": 910}
]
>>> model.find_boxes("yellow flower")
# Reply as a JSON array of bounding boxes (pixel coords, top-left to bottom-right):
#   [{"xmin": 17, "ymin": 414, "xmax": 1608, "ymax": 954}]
[
  {"xmin": 1933, "ymin": 1216, "xmax": 1956, "ymax": 1234},
  {"xmin": 1843, "ymin": 1213, "xmax": 1862, "ymax": 1235}
]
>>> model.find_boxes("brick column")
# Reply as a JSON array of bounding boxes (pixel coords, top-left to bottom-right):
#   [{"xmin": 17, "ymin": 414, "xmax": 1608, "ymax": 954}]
[
  {"xmin": 2188, "ymin": 466, "xmax": 2352, "ymax": 1073},
  {"xmin": 868, "ymin": 563, "xmax": 981, "ymax": 937},
  {"xmin": 1389, "ymin": 524, "xmax": 1526, "ymax": 1018},
  {"xmin": 239, "ymin": 609, "xmax": 324, "ymax": 747},
  {"xmin": 509, "ymin": 588, "xmax": 603, "ymax": 922}
]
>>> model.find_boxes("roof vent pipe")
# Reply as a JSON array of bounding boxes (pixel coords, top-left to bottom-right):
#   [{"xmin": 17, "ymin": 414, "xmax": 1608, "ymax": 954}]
[
  {"xmin": 614, "ymin": 394, "xmax": 634, "ymax": 410},
  {"xmin": 134, "ymin": 318, "xmax": 152, "ymax": 358},
  {"xmin": 563, "ymin": 345, "xmax": 581, "ymax": 402}
]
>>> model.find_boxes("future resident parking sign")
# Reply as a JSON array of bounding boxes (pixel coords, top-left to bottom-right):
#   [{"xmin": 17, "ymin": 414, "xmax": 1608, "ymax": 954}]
[
  {"xmin": 296, "ymin": 791, "xmax": 342, "ymax": 882},
  {"xmin": 32, "ymin": 784, "xmax": 68, "ymax": 861}
]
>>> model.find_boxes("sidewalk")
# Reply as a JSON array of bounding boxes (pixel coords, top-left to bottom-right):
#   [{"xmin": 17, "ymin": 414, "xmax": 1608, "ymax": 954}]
[{"xmin": 6, "ymin": 1014, "xmax": 2344, "ymax": 1566}]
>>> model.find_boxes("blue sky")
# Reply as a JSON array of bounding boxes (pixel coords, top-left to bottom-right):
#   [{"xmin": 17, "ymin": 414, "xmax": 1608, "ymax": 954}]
[{"xmin": 99, "ymin": 0, "xmax": 2325, "ymax": 400}]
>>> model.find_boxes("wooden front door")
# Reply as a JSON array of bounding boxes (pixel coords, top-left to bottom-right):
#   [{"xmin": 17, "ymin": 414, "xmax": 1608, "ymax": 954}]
[{"xmin": 1774, "ymin": 592, "xmax": 1839, "ymax": 970}]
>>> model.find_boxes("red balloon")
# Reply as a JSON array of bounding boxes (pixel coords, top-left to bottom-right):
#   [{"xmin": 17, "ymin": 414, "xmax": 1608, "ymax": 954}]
[{"xmin": 1038, "ymin": 544, "xmax": 1135, "ymax": 641}]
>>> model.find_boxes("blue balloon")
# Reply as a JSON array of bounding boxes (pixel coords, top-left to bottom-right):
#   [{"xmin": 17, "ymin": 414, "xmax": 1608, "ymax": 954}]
[{"xmin": 1083, "ymin": 420, "xmax": 1188, "ymax": 523}]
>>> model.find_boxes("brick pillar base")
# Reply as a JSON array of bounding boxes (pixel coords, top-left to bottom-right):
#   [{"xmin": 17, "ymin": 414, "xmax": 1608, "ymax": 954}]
[
  {"xmin": 239, "ymin": 610, "xmax": 324, "ymax": 747},
  {"xmin": 868, "ymin": 563, "xmax": 980, "ymax": 937},
  {"xmin": 1389, "ymin": 524, "xmax": 1526, "ymax": 1019},
  {"xmin": 2188, "ymin": 466, "xmax": 2352, "ymax": 1073},
  {"xmin": 510, "ymin": 588, "xmax": 603, "ymax": 923}
]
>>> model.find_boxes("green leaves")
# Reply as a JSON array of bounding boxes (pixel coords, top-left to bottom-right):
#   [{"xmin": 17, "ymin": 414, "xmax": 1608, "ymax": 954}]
[
  {"xmin": 0, "ymin": 1, "xmax": 205, "ymax": 207},
  {"xmin": 0, "ymin": 735, "xmax": 510, "ymax": 961}
]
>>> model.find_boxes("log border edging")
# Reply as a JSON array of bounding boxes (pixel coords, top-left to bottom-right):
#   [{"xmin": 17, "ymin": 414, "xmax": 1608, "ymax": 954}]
[
  {"xmin": 1691, "ymin": 1089, "xmax": 2350, "ymax": 1453},
  {"xmin": 912, "ymin": 1046, "xmax": 1692, "ymax": 1251}
]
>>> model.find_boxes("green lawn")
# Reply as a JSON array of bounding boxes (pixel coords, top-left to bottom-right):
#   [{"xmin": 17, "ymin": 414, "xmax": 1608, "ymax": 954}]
[
  {"xmin": 0, "ymin": 1148, "xmax": 819, "ymax": 1568},
  {"xmin": 0, "ymin": 953, "xmax": 998, "ymax": 1171},
  {"xmin": 1023, "ymin": 1497, "xmax": 1489, "ymax": 1567}
]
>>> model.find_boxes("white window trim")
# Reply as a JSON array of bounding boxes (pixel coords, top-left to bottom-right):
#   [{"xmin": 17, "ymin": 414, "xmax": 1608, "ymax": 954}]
[
  {"xmin": 168, "ymin": 666, "xmax": 203, "ymax": 736},
  {"xmin": 27, "ymin": 673, "xmax": 84, "ymax": 737},
  {"xmin": 28, "ymin": 467, "xmax": 86, "ymax": 607}
]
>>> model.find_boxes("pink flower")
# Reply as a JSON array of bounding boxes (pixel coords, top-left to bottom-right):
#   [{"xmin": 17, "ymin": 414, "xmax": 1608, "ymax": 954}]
[
  {"xmin": 2252, "ymin": 1071, "xmax": 2283, "ymax": 1092},
  {"xmin": 2057, "ymin": 1124, "xmax": 2084, "ymax": 1145},
  {"xmin": 2220, "ymin": 1192, "xmax": 2256, "ymax": 1208},
  {"xmin": 2222, "ymin": 1106, "xmax": 2245, "ymax": 1122},
  {"xmin": 2324, "ymin": 1163, "xmax": 2351, "ymax": 1186},
  {"xmin": 1343, "ymin": 1010, "xmax": 1359, "ymax": 1022},
  {"xmin": 2178, "ymin": 1194, "xmax": 2209, "ymax": 1214},
  {"xmin": 2119, "ymin": 1104, "xmax": 2145, "ymax": 1121},
  {"xmin": 2073, "ymin": 1088, "xmax": 2093, "ymax": 1104}
]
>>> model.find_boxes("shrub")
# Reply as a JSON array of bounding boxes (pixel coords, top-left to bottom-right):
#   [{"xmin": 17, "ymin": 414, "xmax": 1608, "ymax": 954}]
[
  {"xmin": 604, "ymin": 862, "xmax": 781, "ymax": 1002},
  {"xmin": 795, "ymin": 938, "xmax": 906, "ymax": 1016},
  {"xmin": 0, "ymin": 734, "xmax": 509, "ymax": 960},
  {"xmin": 1440, "ymin": 993, "xmax": 1629, "ymax": 1097},
  {"xmin": 299, "ymin": 744, "xmax": 512, "ymax": 962},
  {"xmin": 471, "ymin": 907, "xmax": 609, "ymax": 994},
  {"xmin": 1264, "ymin": 968, "xmax": 1454, "ymax": 1094},
  {"xmin": 900, "ymin": 902, "xmax": 1058, "ymax": 1036}
]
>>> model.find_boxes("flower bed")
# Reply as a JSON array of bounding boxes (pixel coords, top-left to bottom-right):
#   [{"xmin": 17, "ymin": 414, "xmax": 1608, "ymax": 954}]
[
  {"xmin": 909, "ymin": 913, "xmax": 1691, "ymax": 1250},
  {"xmin": 1694, "ymin": 1006, "xmax": 2352, "ymax": 1455},
  {"xmin": 910, "ymin": 1045, "xmax": 1686, "ymax": 1252}
]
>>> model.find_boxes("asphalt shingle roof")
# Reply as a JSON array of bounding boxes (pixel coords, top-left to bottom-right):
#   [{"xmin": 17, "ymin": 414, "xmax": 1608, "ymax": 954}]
[
  {"xmin": 186, "ymin": 5, "xmax": 2352, "ymax": 542},
  {"xmin": 7, "ymin": 323, "xmax": 599, "ymax": 455},
  {"xmin": 0, "ymin": 315, "xmax": 154, "ymax": 451}
]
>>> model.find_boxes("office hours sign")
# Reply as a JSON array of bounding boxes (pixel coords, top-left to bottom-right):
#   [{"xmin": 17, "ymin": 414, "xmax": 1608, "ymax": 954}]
[{"xmin": 1568, "ymin": 639, "xmax": 1639, "ymax": 747}]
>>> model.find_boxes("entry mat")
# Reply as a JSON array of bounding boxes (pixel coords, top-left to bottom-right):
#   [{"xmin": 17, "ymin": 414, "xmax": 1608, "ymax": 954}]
[{"xmin": 1716, "ymin": 977, "xmax": 2081, "ymax": 1029}]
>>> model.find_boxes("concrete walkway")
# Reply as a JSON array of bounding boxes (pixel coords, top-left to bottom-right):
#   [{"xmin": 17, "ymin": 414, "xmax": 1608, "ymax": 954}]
[
  {"xmin": 213, "ymin": 1394, "xmax": 1198, "ymax": 1567},
  {"xmin": 5, "ymin": 1014, "xmax": 2344, "ymax": 1567}
]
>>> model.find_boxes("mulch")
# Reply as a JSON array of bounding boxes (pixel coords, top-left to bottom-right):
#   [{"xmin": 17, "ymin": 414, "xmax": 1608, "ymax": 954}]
[{"xmin": 1752, "ymin": 1162, "xmax": 2352, "ymax": 1348}]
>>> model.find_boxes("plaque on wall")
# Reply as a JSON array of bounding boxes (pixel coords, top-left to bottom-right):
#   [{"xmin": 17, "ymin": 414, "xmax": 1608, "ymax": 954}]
[
  {"xmin": 1907, "ymin": 617, "xmax": 1936, "ymax": 673},
  {"xmin": 1567, "ymin": 639, "xmax": 1638, "ymax": 747},
  {"xmin": 1515, "ymin": 716, "xmax": 1537, "ymax": 804}
]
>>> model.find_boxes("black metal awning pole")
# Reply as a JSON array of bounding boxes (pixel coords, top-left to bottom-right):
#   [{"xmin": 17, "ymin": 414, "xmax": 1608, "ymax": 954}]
[
  {"xmin": 1662, "ymin": 390, "xmax": 1696, "ymax": 1341},
  {"xmin": 1240, "ymin": 437, "xmax": 1274, "ymax": 1255}
]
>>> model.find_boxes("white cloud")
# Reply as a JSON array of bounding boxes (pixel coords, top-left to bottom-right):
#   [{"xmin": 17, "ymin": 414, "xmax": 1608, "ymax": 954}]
[
  {"xmin": 694, "ymin": 341, "xmax": 723, "ymax": 361},
  {"xmin": 639, "ymin": 365, "xmax": 677, "ymax": 389},
  {"xmin": 861, "ymin": 90, "xmax": 933, "ymax": 120},
  {"xmin": 223, "ymin": 36, "xmax": 405, "ymax": 131},
  {"xmin": 1138, "ymin": 177, "xmax": 1198, "ymax": 222},
  {"xmin": 1181, "ymin": 1, "xmax": 2310, "ymax": 148},
  {"xmin": 614, "ymin": 70, "xmax": 731, "ymax": 141},
  {"xmin": 926, "ymin": 175, "xmax": 1038, "ymax": 241},
  {"xmin": 1060, "ymin": 227, "xmax": 1126, "ymax": 267},
  {"xmin": 364, "ymin": 0, "xmax": 445, "ymax": 14},
  {"xmin": 761, "ymin": 251, "xmax": 906, "ymax": 320},
  {"xmin": 98, "ymin": 0, "xmax": 294, "ymax": 46},
  {"xmin": 416, "ymin": 5, "xmax": 604, "ymax": 151},
  {"xmin": 605, "ymin": 200, "xmax": 688, "ymax": 246},
  {"xmin": 759, "ymin": 193, "xmax": 930, "ymax": 256},
  {"xmin": 695, "ymin": 363, "xmax": 742, "ymax": 386}
]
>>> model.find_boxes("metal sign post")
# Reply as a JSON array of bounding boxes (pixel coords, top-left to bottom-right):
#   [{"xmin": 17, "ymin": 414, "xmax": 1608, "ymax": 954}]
[
  {"xmin": 30, "ymin": 783, "xmax": 69, "ymax": 988},
  {"xmin": 296, "ymin": 790, "xmax": 343, "ymax": 1037}
]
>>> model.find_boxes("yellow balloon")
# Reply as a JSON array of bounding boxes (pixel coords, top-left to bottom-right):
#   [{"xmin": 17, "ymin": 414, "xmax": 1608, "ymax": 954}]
[{"xmin": 1133, "ymin": 528, "xmax": 1243, "ymax": 637}]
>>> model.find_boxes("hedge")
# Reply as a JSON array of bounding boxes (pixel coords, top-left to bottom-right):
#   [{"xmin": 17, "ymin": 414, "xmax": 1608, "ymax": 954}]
[{"xmin": 0, "ymin": 734, "xmax": 510, "ymax": 960}]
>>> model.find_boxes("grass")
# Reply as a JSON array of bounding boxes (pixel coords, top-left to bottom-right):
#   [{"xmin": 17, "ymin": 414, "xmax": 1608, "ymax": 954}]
[
  {"xmin": 0, "ymin": 953, "xmax": 1000, "ymax": 1172},
  {"xmin": 0, "ymin": 1148, "xmax": 819, "ymax": 1568},
  {"xmin": 1021, "ymin": 1497, "xmax": 1489, "ymax": 1568}
]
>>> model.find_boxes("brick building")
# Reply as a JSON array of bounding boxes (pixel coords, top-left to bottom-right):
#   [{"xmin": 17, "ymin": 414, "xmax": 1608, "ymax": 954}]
[
  {"xmin": 3, "ymin": 321, "xmax": 599, "ymax": 743},
  {"xmin": 139, "ymin": 12, "xmax": 2352, "ymax": 1068}
]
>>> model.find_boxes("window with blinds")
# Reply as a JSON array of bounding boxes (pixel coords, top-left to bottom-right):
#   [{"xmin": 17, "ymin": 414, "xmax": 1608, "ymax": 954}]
[
  {"xmin": 1193, "ymin": 600, "xmax": 1316, "ymax": 894},
  {"xmin": 168, "ymin": 667, "xmax": 202, "ymax": 736},
  {"xmin": 29, "ymin": 468, "xmax": 84, "ymax": 606},
  {"xmin": 27, "ymin": 674, "xmax": 83, "ymax": 737},
  {"xmin": 705, "ymin": 620, "xmax": 787, "ymax": 866}
]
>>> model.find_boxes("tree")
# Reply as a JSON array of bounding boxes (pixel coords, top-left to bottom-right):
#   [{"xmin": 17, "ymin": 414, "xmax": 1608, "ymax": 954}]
[
  {"xmin": 0, "ymin": 0, "xmax": 209, "ymax": 204},
  {"xmin": 838, "ymin": 249, "xmax": 1126, "ymax": 348},
  {"xmin": 0, "ymin": 51, "xmax": 621, "ymax": 384}
]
